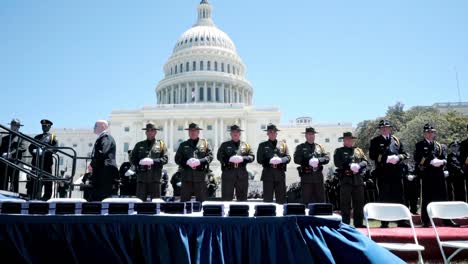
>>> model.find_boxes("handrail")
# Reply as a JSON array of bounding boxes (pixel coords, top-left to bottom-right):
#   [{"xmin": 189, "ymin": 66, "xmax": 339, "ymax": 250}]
[{"xmin": 0, "ymin": 124, "xmax": 78, "ymax": 199}]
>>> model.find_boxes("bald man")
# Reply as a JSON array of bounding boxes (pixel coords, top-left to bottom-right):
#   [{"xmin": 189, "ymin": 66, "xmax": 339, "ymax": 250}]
[{"xmin": 88, "ymin": 120, "xmax": 118, "ymax": 201}]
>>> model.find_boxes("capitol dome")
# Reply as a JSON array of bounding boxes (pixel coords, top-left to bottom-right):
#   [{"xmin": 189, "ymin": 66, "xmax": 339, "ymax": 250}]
[{"xmin": 155, "ymin": 0, "xmax": 253, "ymax": 105}]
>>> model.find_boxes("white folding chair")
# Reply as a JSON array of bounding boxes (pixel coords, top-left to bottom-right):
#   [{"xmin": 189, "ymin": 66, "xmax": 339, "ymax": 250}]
[
  {"xmin": 427, "ymin": 202, "xmax": 468, "ymax": 264},
  {"xmin": 364, "ymin": 203, "xmax": 424, "ymax": 264}
]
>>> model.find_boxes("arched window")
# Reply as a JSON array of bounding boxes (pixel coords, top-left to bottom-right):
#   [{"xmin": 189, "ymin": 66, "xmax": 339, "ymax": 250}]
[
  {"xmin": 214, "ymin": 61, "xmax": 218, "ymax": 71},
  {"xmin": 221, "ymin": 63, "xmax": 224, "ymax": 72},
  {"xmin": 180, "ymin": 63, "xmax": 183, "ymax": 73},
  {"xmin": 207, "ymin": 61, "xmax": 211, "ymax": 71},
  {"xmin": 200, "ymin": 61, "xmax": 204, "ymax": 71},
  {"xmin": 175, "ymin": 65, "xmax": 178, "ymax": 74},
  {"xmin": 193, "ymin": 61, "xmax": 196, "ymax": 71},
  {"xmin": 186, "ymin": 62, "xmax": 189, "ymax": 72},
  {"xmin": 227, "ymin": 64, "xmax": 231, "ymax": 74}
]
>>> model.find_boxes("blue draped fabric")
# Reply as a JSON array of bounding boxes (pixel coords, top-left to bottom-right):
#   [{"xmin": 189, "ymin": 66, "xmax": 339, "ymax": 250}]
[{"xmin": 0, "ymin": 215, "xmax": 404, "ymax": 264}]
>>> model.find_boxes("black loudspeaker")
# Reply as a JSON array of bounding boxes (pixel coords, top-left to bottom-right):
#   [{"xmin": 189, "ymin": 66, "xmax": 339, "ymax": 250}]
[
  {"xmin": 0, "ymin": 202, "xmax": 24, "ymax": 214},
  {"xmin": 134, "ymin": 203, "xmax": 159, "ymax": 215},
  {"xmin": 202, "ymin": 204, "xmax": 224, "ymax": 216},
  {"xmin": 254, "ymin": 205, "xmax": 277, "ymax": 216},
  {"xmin": 28, "ymin": 202, "xmax": 49, "ymax": 215},
  {"xmin": 54, "ymin": 203, "xmax": 77, "ymax": 215},
  {"xmin": 283, "ymin": 203, "xmax": 306, "ymax": 216},
  {"xmin": 107, "ymin": 203, "xmax": 130, "ymax": 214},
  {"xmin": 81, "ymin": 202, "xmax": 102, "ymax": 214},
  {"xmin": 228, "ymin": 204, "xmax": 249, "ymax": 217},
  {"xmin": 308, "ymin": 203, "xmax": 333, "ymax": 216},
  {"xmin": 163, "ymin": 202, "xmax": 186, "ymax": 214}
]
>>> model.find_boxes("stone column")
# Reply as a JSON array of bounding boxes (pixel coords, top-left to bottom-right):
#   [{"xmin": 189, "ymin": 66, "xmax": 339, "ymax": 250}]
[
  {"xmin": 214, "ymin": 118, "xmax": 219, "ymax": 149},
  {"xmin": 195, "ymin": 82, "xmax": 199, "ymax": 102},
  {"xmin": 203, "ymin": 81, "xmax": 208, "ymax": 102},
  {"xmin": 164, "ymin": 119, "xmax": 168, "ymax": 145},
  {"xmin": 221, "ymin": 83, "xmax": 225, "ymax": 103},
  {"xmin": 169, "ymin": 119, "xmax": 174, "ymax": 152}
]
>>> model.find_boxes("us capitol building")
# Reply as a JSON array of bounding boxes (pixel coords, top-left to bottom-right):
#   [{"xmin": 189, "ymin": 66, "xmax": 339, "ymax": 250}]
[{"xmin": 54, "ymin": 1, "xmax": 352, "ymax": 193}]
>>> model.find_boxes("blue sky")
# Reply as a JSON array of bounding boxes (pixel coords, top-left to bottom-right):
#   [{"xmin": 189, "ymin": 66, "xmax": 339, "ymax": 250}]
[{"xmin": 1, "ymin": 0, "xmax": 467, "ymax": 134}]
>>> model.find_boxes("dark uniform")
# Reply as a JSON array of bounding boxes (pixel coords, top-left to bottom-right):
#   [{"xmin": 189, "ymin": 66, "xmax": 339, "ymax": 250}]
[
  {"xmin": 446, "ymin": 141, "xmax": 465, "ymax": 201},
  {"xmin": 131, "ymin": 135, "xmax": 168, "ymax": 201},
  {"xmin": 27, "ymin": 119, "xmax": 58, "ymax": 200},
  {"xmin": 402, "ymin": 163, "xmax": 420, "ymax": 214},
  {"xmin": 257, "ymin": 124, "xmax": 291, "ymax": 204},
  {"xmin": 461, "ymin": 132, "xmax": 468, "ymax": 202},
  {"xmin": 170, "ymin": 170, "xmax": 182, "ymax": 197},
  {"xmin": 293, "ymin": 127, "xmax": 330, "ymax": 204},
  {"xmin": 414, "ymin": 124, "xmax": 453, "ymax": 226},
  {"xmin": 369, "ymin": 121, "xmax": 408, "ymax": 204},
  {"xmin": 0, "ymin": 119, "xmax": 26, "ymax": 192},
  {"xmin": 89, "ymin": 131, "xmax": 118, "ymax": 201},
  {"xmin": 174, "ymin": 123, "xmax": 213, "ymax": 202},
  {"xmin": 217, "ymin": 125, "xmax": 255, "ymax": 201},
  {"xmin": 333, "ymin": 132, "xmax": 368, "ymax": 226},
  {"xmin": 118, "ymin": 152, "xmax": 136, "ymax": 196}
]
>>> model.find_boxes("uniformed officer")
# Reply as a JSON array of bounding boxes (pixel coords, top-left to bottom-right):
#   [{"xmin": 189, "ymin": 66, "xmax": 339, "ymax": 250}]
[
  {"xmin": 446, "ymin": 141, "xmax": 465, "ymax": 201},
  {"xmin": 175, "ymin": 123, "xmax": 213, "ymax": 202},
  {"xmin": 369, "ymin": 120, "xmax": 408, "ymax": 227},
  {"xmin": 257, "ymin": 124, "xmax": 291, "ymax": 204},
  {"xmin": 119, "ymin": 150, "xmax": 137, "ymax": 197},
  {"xmin": 217, "ymin": 125, "xmax": 255, "ymax": 201},
  {"xmin": 0, "ymin": 119, "xmax": 26, "ymax": 192},
  {"xmin": 293, "ymin": 127, "xmax": 330, "ymax": 204},
  {"xmin": 131, "ymin": 122, "xmax": 168, "ymax": 201},
  {"xmin": 415, "ymin": 124, "xmax": 458, "ymax": 227},
  {"xmin": 333, "ymin": 132, "xmax": 368, "ymax": 227},
  {"xmin": 27, "ymin": 119, "xmax": 58, "ymax": 200}
]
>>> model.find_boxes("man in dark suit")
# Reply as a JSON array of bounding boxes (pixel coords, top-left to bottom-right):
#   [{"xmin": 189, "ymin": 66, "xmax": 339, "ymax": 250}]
[
  {"xmin": 0, "ymin": 119, "xmax": 26, "ymax": 192},
  {"xmin": 88, "ymin": 120, "xmax": 118, "ymax": 201},
  {"xmin": 27, "ymin": 119, "xmax": 58, "ymax": 200}
]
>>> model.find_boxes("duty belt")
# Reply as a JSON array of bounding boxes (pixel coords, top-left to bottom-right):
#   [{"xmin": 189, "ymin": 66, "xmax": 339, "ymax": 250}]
[{"xmin": 224, "ymin": 163, "xmax": 246, "ymax": 170}]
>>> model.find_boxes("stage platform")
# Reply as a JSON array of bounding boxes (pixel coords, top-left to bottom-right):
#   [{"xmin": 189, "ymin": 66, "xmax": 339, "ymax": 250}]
[{"xmin": 358, "ymin": 225, "xmax": 468, "ymax": 262}]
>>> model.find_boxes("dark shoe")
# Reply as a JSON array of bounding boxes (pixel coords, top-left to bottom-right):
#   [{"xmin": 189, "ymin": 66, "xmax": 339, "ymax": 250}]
[
  {"xmin": 397, "ymin": 221, "xmax": 411, "ymax": 228},
  {"xmin": 422, "ymin": 223, "xmax": 430, "ymax": 228},
  {"xmin": 443, "ymin": 220, "xmax": 460, "ymax": 227},
  {"xmin": 354, "ymin": 225, "xmax": 366, "ymax": 228},
  {"xmin": 380, "ymin": 224, "xmax": 389, "ymax": 228}
]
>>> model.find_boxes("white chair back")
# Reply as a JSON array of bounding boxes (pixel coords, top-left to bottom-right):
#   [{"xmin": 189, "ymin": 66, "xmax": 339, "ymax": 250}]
[
  {"xmin": 427, "ymin": 202, "xmax": 468, "ymax": 220},
  {"xmin": 364, "ymin": 203, "xmax": 411, "ymax": 222}
]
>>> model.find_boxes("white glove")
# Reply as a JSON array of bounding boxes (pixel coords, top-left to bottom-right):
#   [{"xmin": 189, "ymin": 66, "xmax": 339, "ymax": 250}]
[
  {"xmin": 1, "ymin": 152, "xmax": 11, "ymax": 159},
  {"xmin": 430, "ymin": 158, "xmax": 444, "ymax": 167},
  {"xmin": 139, "ymin": 158, "xmax": 154, "ymax": 166},
  {"xmin": 176, "ymin": 182, "xmax": 182, "ymax": 187},
  {"xmin": 309, "ymin": 158, "xmax": 319, "ymax": 168},
  {"xmin": 444, "ymin": 170, "xmax": 449, "ymax": 178},
  {"xmin": 407, "ymin": 175, "xmax": 415, "ymax": 181},
  {"xmin": 269, "ymin": 156, "xmax": 282, "ymax": 165},
  {"xmin": 124, "ymin": 169, "xmax": 135, "ymax": 177},
  {"xmin": 386, "ymin": 155, "xmax": 399, "ymax": 164},
  {"xmin": 350, "ymin": 163, "xmax": 360, "ymax": 173},
  {"xmin": 229, "ymin": 155, "xmax": 244, "ymax": 164},
  {"xmin": 187, "ymin": 158, "xmax": 201, "ymax": 168}
]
